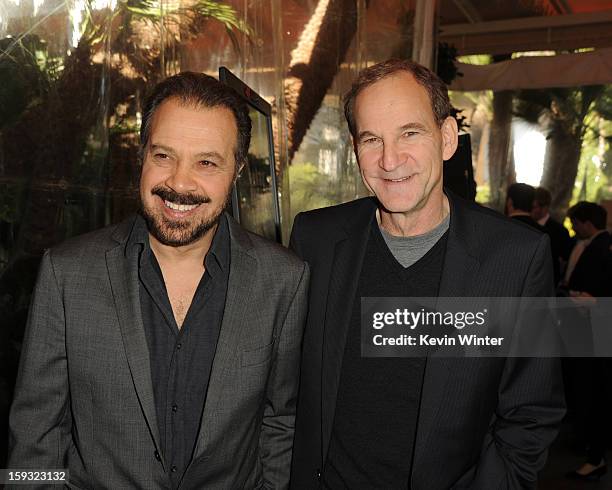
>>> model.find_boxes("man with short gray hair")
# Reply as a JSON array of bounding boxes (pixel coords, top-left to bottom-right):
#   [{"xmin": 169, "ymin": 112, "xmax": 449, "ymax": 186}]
[{"xmin": 290, "ymin": 59, "xmax": 564, "ymax": 489}]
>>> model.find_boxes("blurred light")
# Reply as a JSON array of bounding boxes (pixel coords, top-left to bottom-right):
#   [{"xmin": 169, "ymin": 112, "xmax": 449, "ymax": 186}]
[
  {"xmin": 69, "ymin": 0, "xmax": 116, "ymax": 48},
  {"xmin": 93, "ymin": 0, "xmax": 117, "ymax": 10},
  {"xmin": 33, "ymin": 0, "xmax": 45, "ymax": 16},
  {"xmin": 69, "ymin": 0, "xmax": 85, "ymax": 47},
  {"xmin": 513, "ymin": 120, "xmax": 546, "ymax": 186}
]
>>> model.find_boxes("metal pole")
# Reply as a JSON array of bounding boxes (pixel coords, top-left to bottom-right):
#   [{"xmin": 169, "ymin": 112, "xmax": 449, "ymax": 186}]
[{"xmin": 412, "ymin": 0, "xmax": 437, "ymax": 69}]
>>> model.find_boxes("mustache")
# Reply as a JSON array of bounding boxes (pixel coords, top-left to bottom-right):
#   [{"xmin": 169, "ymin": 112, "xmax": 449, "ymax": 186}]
[{"xmin": 152, "ymin": 186, "xmax": 211, "ymax": 206}]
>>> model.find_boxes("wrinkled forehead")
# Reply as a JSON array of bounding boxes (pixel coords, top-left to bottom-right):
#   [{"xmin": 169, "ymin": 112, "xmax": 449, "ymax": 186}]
[
  {"xmin": 354, "ymin": 73, "xmax": 437, "ymax": 128},
  {"xmin": 150, "ymin": 99, "xmax": 238, "ymax": 145}
]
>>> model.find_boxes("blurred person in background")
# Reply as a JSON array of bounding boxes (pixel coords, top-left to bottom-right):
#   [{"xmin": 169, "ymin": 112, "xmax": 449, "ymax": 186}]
[
  {"xmin": 532, "ymin": 187, "xmax": 572, "ymax": 287},
  {"xmin": 506, "ymin": 183, "xmax": 544, "ymax": 231},
  {"xmin": 564, "ymin": 201, "xmax": 612, "ymax": 480}
]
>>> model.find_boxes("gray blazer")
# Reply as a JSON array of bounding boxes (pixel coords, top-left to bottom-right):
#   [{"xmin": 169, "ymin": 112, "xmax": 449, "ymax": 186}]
[{"xmin": 8, "ymin": 214, "xmax": 309, "ymax": 489}]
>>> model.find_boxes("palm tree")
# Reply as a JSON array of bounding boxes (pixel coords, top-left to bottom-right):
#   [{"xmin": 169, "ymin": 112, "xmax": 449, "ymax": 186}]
[{"xmin": 283, "ymin": 0, "xmax": 358, "ymax": 162}]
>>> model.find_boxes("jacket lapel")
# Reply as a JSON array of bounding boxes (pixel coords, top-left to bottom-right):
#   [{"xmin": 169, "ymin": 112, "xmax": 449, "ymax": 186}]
[
  {"xmin": 105, "ymin": 218, "xmax": 164, "ymax": 467},
  {"xmin": 412, "ymin": 193, "xmax": 481, "ymax": 469},
  {"xmin": 192, "ymin": 215, "xmax": 256, "ymax": 460},
  {"xmin": 321, "ymin": 198, "xmax": 377, "ymax": 462}
]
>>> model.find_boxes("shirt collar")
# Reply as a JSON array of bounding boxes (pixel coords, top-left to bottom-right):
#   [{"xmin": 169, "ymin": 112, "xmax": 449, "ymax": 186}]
[
  {"xmin": 509, "ymin": 211, "xmax": 531, "ymax": 218},
  {"xmin": 126, "ymin": 213, "xmax": 230, "ymax": 274},
  {"xmin": 206, "ymin": 214, "xmax": 230, "ymax": 275}
]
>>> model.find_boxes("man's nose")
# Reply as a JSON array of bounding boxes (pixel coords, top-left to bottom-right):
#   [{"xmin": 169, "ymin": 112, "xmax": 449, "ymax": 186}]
[
  {"xmin": 380, "ymin": 141, "xmax": 402, "ymax": 172},
  {"xmin": 165, "ymin": 162, "xmax": 197, "ymax": 193}
]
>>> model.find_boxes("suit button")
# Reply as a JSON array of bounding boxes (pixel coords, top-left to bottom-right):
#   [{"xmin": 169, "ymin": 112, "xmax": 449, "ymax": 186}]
[
  {"xmin": 316, "ymin": 469, "xmax": 321, "ymax": 479},
  {"xmin": 171, "ymin": 465, "xmax": 177, "ymax": 473},
  {"xmin": 154, "ymin": 451, "xmax": 161, "ymax": 461}
]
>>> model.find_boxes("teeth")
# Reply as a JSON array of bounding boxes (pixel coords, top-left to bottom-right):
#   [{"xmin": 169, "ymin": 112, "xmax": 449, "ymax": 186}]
[
  {"xmin": 390, "ymin": 176, "xmax": 411, "ymax": 182},
  {"xmin": 164, "ymin": 200, "xmax": 199, "ymax": 212}
]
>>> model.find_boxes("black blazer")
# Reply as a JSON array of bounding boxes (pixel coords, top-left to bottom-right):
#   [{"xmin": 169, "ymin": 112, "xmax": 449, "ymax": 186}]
[
  {"xmin": 568, "ymin": 231, "xmax": 612, "ymax": 297},
  {"xmin": 542, "ymin": 217, "xmax": 572, "ymax": 262},
  {"xmin": 542, "ymin": 217, "xmax": 572, "ymax": 285},
  {"xmin": 289, "ymin": 194, "xmax": 565, "ymax": 490}
]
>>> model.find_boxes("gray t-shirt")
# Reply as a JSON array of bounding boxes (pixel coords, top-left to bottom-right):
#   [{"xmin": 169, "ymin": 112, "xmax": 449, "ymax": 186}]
[{"xmin": 379, "ymin": 213, "xmax": 450, "ymax": 268}]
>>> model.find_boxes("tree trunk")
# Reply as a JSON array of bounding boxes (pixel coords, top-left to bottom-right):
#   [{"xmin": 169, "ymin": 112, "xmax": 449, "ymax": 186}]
[
  {"xmin": 488, "ymin": 89, "xmax": 514, "ymax": 211},
  {"xmin": 284, "ymin": 0, "xmax": 358, "ymax": 162},
  {"xmin": 540, "ymin": 120, "xmax": 582, "ymax": 221}
]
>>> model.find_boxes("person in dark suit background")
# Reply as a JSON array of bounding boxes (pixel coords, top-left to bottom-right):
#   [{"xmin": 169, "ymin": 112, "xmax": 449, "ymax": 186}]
[
  {"xmin": 289, "ymin": 59, "xmax": 565, "ymax": 489},
  {"xmin": 506, "ymin": 183, "xmax": 558, "ymax": 286},
  {"xmin": 563, "ymin": 201, "xmax": 612, "ymax": 480},
  {"xmin": 565, "ymin": 202, "xmax": 611, "ymax": 297},
  {"xmin": 532, "ymin": 187, "xmax": 572, "ymax": 286},
  {"xmin": 506, "ymin": 183, "xmax": 544, "ymax": 231}
]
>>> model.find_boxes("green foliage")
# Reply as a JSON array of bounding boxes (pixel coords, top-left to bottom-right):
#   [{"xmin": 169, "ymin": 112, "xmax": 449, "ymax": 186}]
[
  {"xmin": 475, "ymin": 185, "xmax": 490, "ymax": 206},
  {"xmin": 288, "ymin": 163, "xmax": 346, "ymax": 219},
  {"xmin": 457, "ymin": 54, "xmax": 491, "ymax": 66},
  {"xmin": 571, "ymin": 130, "xmax": 606, "ymax": 203},
  {"xmin": 437, "ymin": 43, "xmax": 461, "ymax": 86},
  {"xmin": 558, "ymin": 87, "xmax": 612, "ymax": 204},
  {"xmin": 591, "ymin": 86, "xmax": 612, "ymax": 130},
  {"xmin": 0, "ymin": 35, "xmax": 52, "ymax": 129},
  {"xmin": 85, "ymin": 0, "xmax": 251, "ymax": 54}
]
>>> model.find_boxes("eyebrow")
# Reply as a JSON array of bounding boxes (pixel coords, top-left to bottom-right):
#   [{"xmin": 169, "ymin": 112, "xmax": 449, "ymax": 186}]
[
  {"xmin": 399, "ymin": 122, "xmax": 428, "ymax": 132},
  {"xmin": 356, "ymin": 130, "xmax": 379, "ymax": 142},
  {"xmin": 150, "ymin": 144, "xmax": 176, "ymax": 156},
  {"xmin": 150, "ymin": 145, "xmax": 226, "ymax": 163},
  {"xmin": 356, "ymin": 122, "xmax": 429, "ymax": 142}
]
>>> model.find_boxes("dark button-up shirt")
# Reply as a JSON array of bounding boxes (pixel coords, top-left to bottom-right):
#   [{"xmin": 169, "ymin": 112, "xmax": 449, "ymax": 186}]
[{"xmin": 127, "ymin": 214, "xmax": 230, "ymax": 488}]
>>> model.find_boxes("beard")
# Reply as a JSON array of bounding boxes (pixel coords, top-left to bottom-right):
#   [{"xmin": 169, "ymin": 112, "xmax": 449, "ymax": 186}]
[{"xmin": 139, "ymin": 185, "xmax": 230, "ymax": 247}]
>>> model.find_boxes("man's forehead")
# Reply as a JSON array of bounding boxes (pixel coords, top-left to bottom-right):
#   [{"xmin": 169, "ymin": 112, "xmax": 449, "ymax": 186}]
[
  {"xmin": 353, "ymin": 72, "xmax": 436, "ymax": 130},
  {"xmin": 150, "ymin": 100, "xmax": 237, "ymax": 139},
  {"xmin": 153, "ymin": 98, "xmax": 234, "ymax": 122},
  {"xmin": 357, "ymin": 72, "xmax": 426, "ymax": 103}
]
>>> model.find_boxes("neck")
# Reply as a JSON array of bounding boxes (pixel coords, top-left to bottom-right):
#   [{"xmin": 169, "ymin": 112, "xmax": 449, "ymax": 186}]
[
  {"xmin": 379, "ymin": 192, "xmax": 449, "ymax": 237},
  {"xmin": 148, "ymin": 223, "xmax": 217, "ymax": 266},
  {"xmin": 536, "ymin": 212, "xmax": 550, "ymax": 225}
]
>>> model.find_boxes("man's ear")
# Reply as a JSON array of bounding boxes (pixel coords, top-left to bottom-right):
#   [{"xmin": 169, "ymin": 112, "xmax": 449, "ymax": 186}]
[{"xmin": 441, "ymin": 116, "xmax": 459, "ymax": 161}]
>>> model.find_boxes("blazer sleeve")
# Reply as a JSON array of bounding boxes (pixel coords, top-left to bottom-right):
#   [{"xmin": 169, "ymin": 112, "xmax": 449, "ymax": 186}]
[
  {"xmin": 7, "ymin": 250, "xmax": 72, "ymax": 478},
  {"xmin": 465, "ymin": 235, "xmax": 566, "ymax": 489},
  {"xmin": 259, "ymin": 261, "xmax": 310, "ymax": 489}
]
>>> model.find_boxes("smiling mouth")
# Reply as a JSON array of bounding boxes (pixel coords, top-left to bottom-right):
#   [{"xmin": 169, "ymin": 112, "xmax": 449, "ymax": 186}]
[
  {"xmin": 385, "ymin": 175, "xmax": 415, "ymax": 183},
  {"xmin": 163, "ymin": 200, "xmax": 201, "ymax": 212}
]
